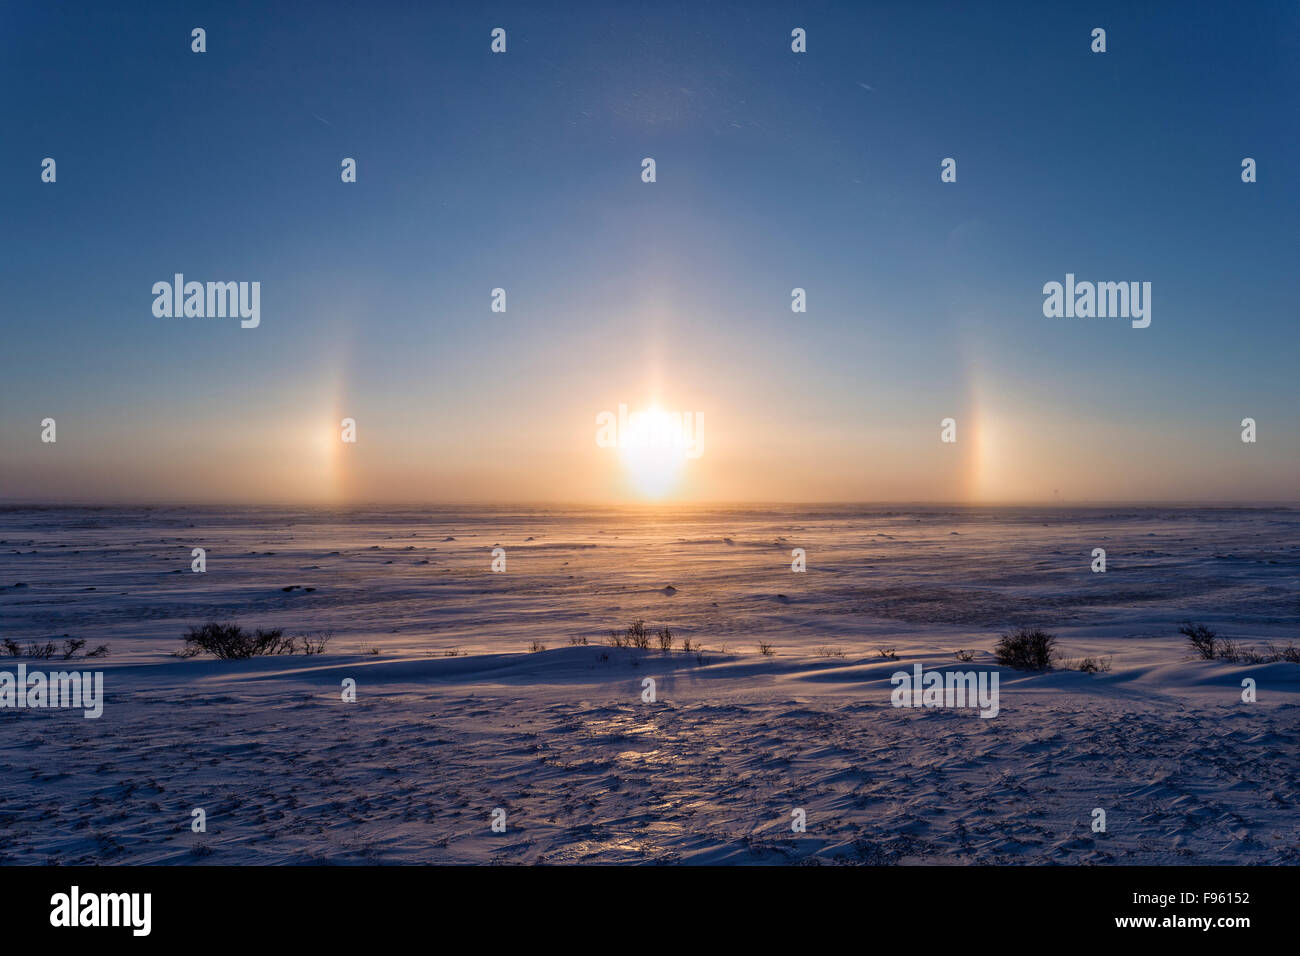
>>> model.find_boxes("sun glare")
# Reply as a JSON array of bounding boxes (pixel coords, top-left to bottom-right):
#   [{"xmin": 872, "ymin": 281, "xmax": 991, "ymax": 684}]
[{"xmin": 618, "ymin": 405, "xmax": 689, "ymax": 499}]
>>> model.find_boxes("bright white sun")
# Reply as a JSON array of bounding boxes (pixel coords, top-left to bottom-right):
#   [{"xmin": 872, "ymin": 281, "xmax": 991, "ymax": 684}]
[{"xmin": 618, "ymin": 406, "xmax": 688, "ymax": 499}]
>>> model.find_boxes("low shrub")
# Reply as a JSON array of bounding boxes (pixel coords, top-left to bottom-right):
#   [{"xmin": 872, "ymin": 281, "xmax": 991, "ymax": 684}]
[
  {"xmin": 994, "ymin": 627, "xmax": 1057, "ymax": 671},
  {"xmin": 1179, "ymin": 622, "xmax": 1219, "ymax": 660},
  {"xmin": 182, "ymin": 621, "xmax": 295, "ymax": 660}
]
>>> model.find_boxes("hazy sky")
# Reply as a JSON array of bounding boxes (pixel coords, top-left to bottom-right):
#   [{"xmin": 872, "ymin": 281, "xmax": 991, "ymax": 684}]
[{"xmin": 1, "ymin": 1, "xmax": 1296, "ymax": 505}]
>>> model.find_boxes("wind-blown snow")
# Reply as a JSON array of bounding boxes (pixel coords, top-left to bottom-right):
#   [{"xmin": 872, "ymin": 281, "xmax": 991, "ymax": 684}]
[{"xmin": 1, "ymin": 506, "xmax": 1296, "ymax": 863}]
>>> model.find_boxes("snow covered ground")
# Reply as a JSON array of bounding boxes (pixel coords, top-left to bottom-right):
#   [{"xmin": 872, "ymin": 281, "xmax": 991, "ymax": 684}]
[{"xmin": 1, "ymin": 506, "xmax": 1296, "ymax": 864}]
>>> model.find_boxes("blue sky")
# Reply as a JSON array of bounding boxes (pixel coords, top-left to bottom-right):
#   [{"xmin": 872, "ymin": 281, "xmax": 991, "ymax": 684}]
[{"xmin": 1, "ymin": 1, "xmax": 1296, "ymax": 503}]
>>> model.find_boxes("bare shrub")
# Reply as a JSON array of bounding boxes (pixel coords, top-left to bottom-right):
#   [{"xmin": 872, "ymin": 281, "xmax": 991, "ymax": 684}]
[
  {"xmin": 816, "ymin": 646, "xmax": 845, "ymax": 658},
  {"xmin": 299, "ymin": 631, "xmax": 332, "ymax": 655},
  {"xmin": 1214, "ymin": 638, "xmax": 1242, "ymax": 663},
  {"xmin": 1181, "ymin": 637, "xmax": 1299, "ymax": 665},
  {"xmin": 953, "ymin": 649, "xmax": 976, "ymax": 662},
  {"xmin": 529, "ymin": 640, "xmax": 546, "ymax": 653},
  {"xmin": 2, "ymin": 637, "xmax": 103, "ymax": 660},
  {"xmin": 994, "ymin": 627, "xmax": 1057, "ymax": 671},
  {"xmin": 877, "ymin": 647, "xmax": 897, "ymax": 660},
  {"xmin": 626, "ymin": 620, "xmax": 651, "ymax": 650},
  {"xmin": 1211, "ymin": 638, "xmax": 1269, "ymax": 664},
  {"xmin": 182, "ymin": 622, "xmax": 294, "ymax": 660},
  {"xmin": 657, "ymin": 628, "xmax": 673, "ymax": 652},
  {"xmin": 1265, "ymin": 642, "xmax": 1300, "ymax": 664},
  {"xmin": 568, "ymin": 635, "xmax": 589, "ymax": 646},
  {"xmin": 758, "ymin": 642, "xmax": 774, "ymax": 656},
  {"xmin": 1178, "ymin": 622, "xmax": 1218, "ymax": 660},
  {"xmin": 252, "ymin": 629, "xmax": 293, "ymax": 655},
  {"xmin": 19, "ymin": 641, "xmax": 57, "ymax": 660}
]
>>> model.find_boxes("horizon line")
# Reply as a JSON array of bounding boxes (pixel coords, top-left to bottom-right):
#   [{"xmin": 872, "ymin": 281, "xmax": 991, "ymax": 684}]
[{"xmin": 1, "ymin": 499, "xmax": 1295, "ymax": 511}]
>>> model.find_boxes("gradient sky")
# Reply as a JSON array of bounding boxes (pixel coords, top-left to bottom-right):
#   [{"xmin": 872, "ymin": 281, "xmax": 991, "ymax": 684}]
[{"xmin": 1, "ymin": 0, "xmax": 1297, "ymax": 504}]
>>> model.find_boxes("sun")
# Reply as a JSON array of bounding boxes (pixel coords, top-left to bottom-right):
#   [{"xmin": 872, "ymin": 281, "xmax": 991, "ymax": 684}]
[{"xmin": 618, "ymin": 405, "xmax": 689, "ymax": 499}]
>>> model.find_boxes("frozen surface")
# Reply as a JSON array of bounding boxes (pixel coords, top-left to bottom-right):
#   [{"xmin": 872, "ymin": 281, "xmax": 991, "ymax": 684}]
[{"xmin": 1, "ymin": 506, "xmax": 1296, "ymax": 864}]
